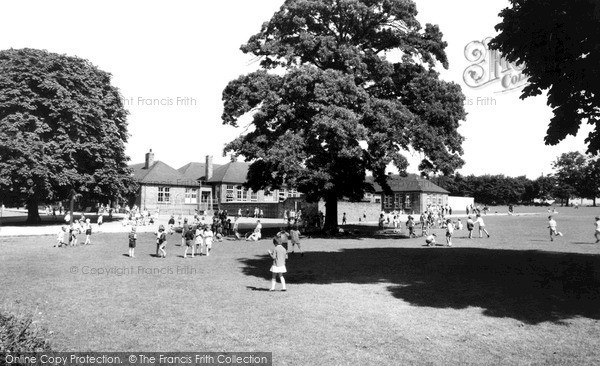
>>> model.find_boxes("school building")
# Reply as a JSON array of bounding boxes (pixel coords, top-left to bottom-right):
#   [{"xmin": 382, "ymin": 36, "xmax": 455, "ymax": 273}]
[
  {"xmin": 129, "ymin": 150, "xmax": 301, "ymax": 216},
  {"xmin": 368, "ymin": 174, "xmax": 450, "ymax": 214}
]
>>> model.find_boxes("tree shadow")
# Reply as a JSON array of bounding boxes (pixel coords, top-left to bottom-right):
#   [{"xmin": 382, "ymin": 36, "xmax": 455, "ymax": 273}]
[{"xmin": 238, "ymin": 247, "xmax": 600, "ymax": 324}]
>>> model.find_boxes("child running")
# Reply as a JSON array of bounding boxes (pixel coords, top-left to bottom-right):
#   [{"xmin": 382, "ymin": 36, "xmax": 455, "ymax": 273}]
[
  {"xmin": 268, "ymin": 237, "xmax": 287, "ymax": 291},
  {"xmin": 547, "ymin": 216, "xmax": 563, "ymax": 241},
  {"xmin": 289, "ymin": 225, "xmax": 304, "ymax": 256},
  {"xmin": 475, "ymin": 214, "xmax": 490, "ymax": 238},
  {"xmin": 128, "ymin": 226, "xmax": 137, "ymax": 257}
]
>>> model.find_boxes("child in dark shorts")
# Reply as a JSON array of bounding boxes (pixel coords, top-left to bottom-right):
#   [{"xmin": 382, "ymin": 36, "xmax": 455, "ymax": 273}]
[
  {"xmin": 466, "ymin": 216, "xmax": 474, "ymax": 239},
  {"xmin": 128, "ymin": 226, "xmax": 137, "ymax": 257}
]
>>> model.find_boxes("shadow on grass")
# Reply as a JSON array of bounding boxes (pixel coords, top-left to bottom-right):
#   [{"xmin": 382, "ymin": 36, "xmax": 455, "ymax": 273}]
[
  {"xmin": 238, "ymin": 247, "xmax": 600, "ymax": 324},
  {"xmin": 246, "ymin": 286, "xmax": 271, "ymax": 292}
]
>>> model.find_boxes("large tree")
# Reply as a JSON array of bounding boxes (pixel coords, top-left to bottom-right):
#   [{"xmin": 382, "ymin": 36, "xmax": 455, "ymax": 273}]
[
  {"xmin": 222, "ymin": 0, "xmax": 466, "ymax": 229},
  {"xmin": 0, "ymin": 48, "xmax": 136, "ymax": 224},
  {"xmin": 489, "ymin": 0, "xmax": 600, "ymax": 154},
  {"xmin": 551, "ymin": 151, "xmax": 587, "ymax": 206},
  {"xmin": 581, "ymin": 155, "xmax": 600, "ymax": 206}
]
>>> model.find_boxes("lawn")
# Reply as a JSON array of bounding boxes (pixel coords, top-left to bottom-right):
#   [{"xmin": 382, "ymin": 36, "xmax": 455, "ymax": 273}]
[{"xmin": 1, "ymin": 206, "xmax": 600, "ymax": 365}]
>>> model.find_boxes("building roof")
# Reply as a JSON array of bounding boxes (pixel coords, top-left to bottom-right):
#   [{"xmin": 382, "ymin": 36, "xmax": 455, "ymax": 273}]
[
  {"xmin": 177, "ymin": 162, "xmax": 222, "ymax": 181},
  {"xmin": 368, "ymin": 174, "xmax": 449, "ymax": 194},
  {"xmin": 206, "ymin": 161, "xmax": 250, "ymax": 184},
  {"xmin": 130, "ymin": 161, "xmax": 199, "ymax": 187}
]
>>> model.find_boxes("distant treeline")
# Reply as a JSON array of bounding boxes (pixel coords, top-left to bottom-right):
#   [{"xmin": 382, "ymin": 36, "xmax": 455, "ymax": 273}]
[{"xmin": 432, "ymin": 152, "xmax": 600, "ymax": 206}]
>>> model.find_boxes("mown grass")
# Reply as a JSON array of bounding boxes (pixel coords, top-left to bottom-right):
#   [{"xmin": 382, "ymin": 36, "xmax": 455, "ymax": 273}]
[{"xmin": 1, "ymin": 206, "xmax": 600, "ymax": 365}]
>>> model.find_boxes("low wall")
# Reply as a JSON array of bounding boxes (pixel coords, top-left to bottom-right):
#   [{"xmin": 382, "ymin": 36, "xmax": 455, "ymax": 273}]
[
  {"xmin": 448, "ymin": 196, "xmax": 474, "ymax": 212},
  {"xmin": 318, "ymin": 200, "xmax": 381, "ymax": 224}
]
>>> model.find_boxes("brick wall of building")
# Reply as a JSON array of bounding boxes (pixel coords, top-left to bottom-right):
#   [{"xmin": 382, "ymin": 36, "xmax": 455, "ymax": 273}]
[{"xmin": 138, "ymin": 185, "xmax": 200, "ymax": 215}]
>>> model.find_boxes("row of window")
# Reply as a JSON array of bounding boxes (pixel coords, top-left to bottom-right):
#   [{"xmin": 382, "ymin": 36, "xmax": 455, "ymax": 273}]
[
  {"xmin": 156, "ymin": 186, "xmax": 301, "ymax": 204},
  {"xmin": 225, "ymin": 185, "xmax": 300, "ymax": 203},
  {"xmin": 383, "ymin": 193, "xmax": 414, "ymax": 210},
  {"xmin": 157, "ymin": 188, "xmax": 199, "ymax": 203}
]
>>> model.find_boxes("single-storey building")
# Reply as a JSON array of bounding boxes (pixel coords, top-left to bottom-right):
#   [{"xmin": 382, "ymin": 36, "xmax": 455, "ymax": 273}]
[{"xmin": 368, "ymin": 174, "xmax": 450, "ymax": 214}]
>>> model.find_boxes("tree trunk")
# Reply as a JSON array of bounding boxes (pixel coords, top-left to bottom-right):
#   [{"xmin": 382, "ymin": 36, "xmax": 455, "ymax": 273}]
[
  {"xmin": 323, "ymin": 192, "xmax": 338, "ymax": 232},
  {"xmin": 594, "ymin": 197, "xmax": 597, "ymax": 207},
  {"xmin": 26, "ymin": 197, "xmax": 42, "ymax": 225}
]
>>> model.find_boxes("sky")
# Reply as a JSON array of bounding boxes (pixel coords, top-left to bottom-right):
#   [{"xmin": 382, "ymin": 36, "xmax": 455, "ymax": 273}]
[{"xmin": 0, "ymin": 0, "xmax": 591, "ymax": 179}]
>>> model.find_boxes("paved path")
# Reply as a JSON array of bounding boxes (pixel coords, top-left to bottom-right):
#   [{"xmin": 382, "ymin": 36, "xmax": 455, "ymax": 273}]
[{"xmin": 0, "ymin": 212, "xmax": 300, "ymax": 237}]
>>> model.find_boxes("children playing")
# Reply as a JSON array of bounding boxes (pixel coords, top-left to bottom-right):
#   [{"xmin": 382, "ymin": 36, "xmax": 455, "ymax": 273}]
[
  {"xmin": 128, "ymin": 226, "xmax": 137, "ymax": 257},
  {"xmin": 456, "ymin": 219, "xmax": 463, "ymax": 231},
  {"xmin": 547, "ymin": 216, "xmax": 563, "ymax": 241},
  {"xmin": 268, "ymin": 237, "xmax": 287, "ymax": 291}
]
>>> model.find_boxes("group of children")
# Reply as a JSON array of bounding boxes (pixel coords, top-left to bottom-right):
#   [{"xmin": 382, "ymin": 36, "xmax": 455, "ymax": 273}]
[
  {"xmin": 275, "ymin": 226, "xmax": 303, "ymax": 256},
  {"xmin": 54, "ymin": 218, "xmax": 93, "ymax": 247},
  {"xmin": 424, "ymin": 214, "xmax": 490, "ymax": 247},
  {"xmin": 127, "ymin": 223, "xmax": 217, "ymax": 258}
]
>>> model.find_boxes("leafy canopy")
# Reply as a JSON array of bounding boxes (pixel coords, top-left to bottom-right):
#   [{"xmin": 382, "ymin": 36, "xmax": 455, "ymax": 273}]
[
  {"xmin": 0, "ymin": 48, "xmax": 136, "ymax": 221},
  {"xmin": 222, "ymin": 0, "xmax": 466, "ymax": 208},
  {"xmin": 490, "ymin": 0, "xmax": 600, "ymax": 154}
]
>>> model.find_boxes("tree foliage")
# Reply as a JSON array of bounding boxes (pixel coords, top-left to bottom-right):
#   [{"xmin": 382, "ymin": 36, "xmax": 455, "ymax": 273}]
[
  {"xmin": 489, "ymin": 0, "xmax": 600, "ymax": 154},
  {"xmin": 222, "ymin": 0, "xmax": 466, "ymax": 228},
  {"xmin": 551, "ymin": 152, "xmax": 587, "ymax": 205},
  {"xmin": 434, "ymin": 152, "xmax": 600, "ymax": 206},
  {"xmin": 0, "ymin": 48, "xmax": 136, "ymax": 223}
]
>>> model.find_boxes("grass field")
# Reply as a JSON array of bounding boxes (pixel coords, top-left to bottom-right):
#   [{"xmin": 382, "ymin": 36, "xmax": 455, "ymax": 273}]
[{"xmin": 2, "ymin": 206, "xmax": 600, "ymax": 365}]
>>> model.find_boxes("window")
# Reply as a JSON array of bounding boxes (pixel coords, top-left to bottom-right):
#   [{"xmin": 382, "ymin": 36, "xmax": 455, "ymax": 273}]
[
  {"xmin": 394, "ymin": 193, "xmax": 402, "ymax": 210},
  {"xmin": 226, "ymin": 185, "xmax": 234, "ymax": 202},
  {"xmin": 278, "ymin": 189, "xmax": 286, "ymax": 202},
  {"xmin": 404, "ymin": 194, "xmax": 411, "ymax": 209},
  {"xmin": 288, "ymin": 188, "xmax": 300, "ymax": 198},
  {"xmin": 184, "ymin": 188, "xmax": 197, "ymax": 204},
  {"xmin": 158, "ymin": 187, "xmax": 170, "ymax": 202},
  {"xmin": 384, "ymin": 195, "xmax": 393, "ymax": 210},
  {"xmin": 265, "ymin": 190, "xmax": 277, "ymax": 202},
  {"xmin": 250, "ymin": 190, "xmax": 258, "ymax": 202}
]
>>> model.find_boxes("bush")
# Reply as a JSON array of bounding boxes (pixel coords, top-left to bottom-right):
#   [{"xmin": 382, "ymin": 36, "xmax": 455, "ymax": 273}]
[{"xmin": 0, "ymin": 308, "xmax": 51, "ymax": 353}]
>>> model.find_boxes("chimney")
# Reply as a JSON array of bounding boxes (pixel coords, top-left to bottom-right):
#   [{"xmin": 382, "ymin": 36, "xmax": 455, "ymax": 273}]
[
  {"xmin": 205, "ymin": 155, "xmax": 213, "ymax": 180},
  {"xmin": 145, "ymin": 149, "xmax": 154, "ymax": 169}
]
